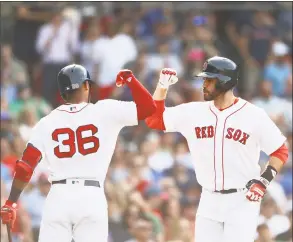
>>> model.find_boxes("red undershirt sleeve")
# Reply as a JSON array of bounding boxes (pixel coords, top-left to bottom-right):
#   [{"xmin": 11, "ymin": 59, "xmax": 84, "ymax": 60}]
[
  {"xmin": 126, "ymin": 76, "xmax": 156, "ymax": 120},
  {"xmin": 270, "ymin": 143, "xmax": 289, "ymax": 164},
  {"xmin": 145, "ymin": 100, "xmax": 166, "ymax": 131}
]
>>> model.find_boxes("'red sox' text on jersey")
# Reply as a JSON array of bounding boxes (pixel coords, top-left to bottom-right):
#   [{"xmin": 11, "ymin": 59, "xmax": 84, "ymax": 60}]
[{"xmin": 195, "ymin": 125, "xmax": 250, "ymax": 145}]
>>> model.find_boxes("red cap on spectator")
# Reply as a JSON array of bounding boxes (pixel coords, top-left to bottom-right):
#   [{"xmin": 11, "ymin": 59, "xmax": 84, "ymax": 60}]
[{"xmin": 135, "ymin": 180, "xmax": 150, "ymax": 193}]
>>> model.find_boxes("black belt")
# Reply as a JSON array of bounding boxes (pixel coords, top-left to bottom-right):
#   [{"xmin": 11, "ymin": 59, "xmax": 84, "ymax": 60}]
[
  {"xmin": 52, "ymin": 179, "xmax": 100, "ymax": 187},
  {"xmin": 214, "ymin": 188, "xmax": 245, "ymax": 194}
]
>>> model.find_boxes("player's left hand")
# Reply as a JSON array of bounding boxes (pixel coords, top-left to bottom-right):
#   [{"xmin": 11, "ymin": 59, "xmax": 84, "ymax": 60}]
[
  {"xmin": 116, "ymin": 69, "xmax": 134, "ymax": 87},
  {"xmin": 245, "ymin": 179, "xmax": 266, "ymax": 202}
]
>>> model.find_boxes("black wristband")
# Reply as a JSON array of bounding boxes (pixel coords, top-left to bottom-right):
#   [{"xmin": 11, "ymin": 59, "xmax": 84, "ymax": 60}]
[{"xmin": 260, "ymin": 165, "xmax": 278, "ymax": 187}]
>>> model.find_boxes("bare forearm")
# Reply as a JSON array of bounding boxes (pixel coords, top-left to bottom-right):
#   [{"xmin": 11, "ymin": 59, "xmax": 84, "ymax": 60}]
[
  {"xmin": 238, "ymin": 37, "xmax": 253, "ymax": 60},
  {"xmin": 8, "ymin": 179, "xmax": 28, "ymax": 203},
  {"xmin": 153, "ymin": 85, "xmax": 168, "ymax": 100},
  {"xmin": 266, "ymin": 156, "xmax": 284, "ymax": 174}
]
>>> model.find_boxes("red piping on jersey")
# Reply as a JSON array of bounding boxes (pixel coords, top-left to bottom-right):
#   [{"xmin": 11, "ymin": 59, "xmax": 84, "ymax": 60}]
[
  {"xmin": 209, "ymin": 107, "xmax": 218, "ymax": 191},
  {"xmin": 218, "ymin": 98, "xmax": 239, "ymax": 111},
  {"xmin": 221, "ymin": 102, "xmax": 247, "ymax": 190},
  {"xmin": 209, "ymin": 101, "xmax": 248, "ymax": 191},
  {"xmin": 56, "ymin": 103, "xmax": 90, "ymax": 113}
]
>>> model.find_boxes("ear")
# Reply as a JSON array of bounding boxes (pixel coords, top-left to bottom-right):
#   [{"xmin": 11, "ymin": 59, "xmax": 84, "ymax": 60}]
[{"xmin": 84, "ymin": 81, "xmax": 90, "ymax": 91}]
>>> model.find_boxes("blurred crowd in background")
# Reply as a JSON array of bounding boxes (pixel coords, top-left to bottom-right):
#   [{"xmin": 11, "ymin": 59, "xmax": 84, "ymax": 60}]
[{"xmin": 1, "ymin": 2, "xmax": 292, "ymax": 242}]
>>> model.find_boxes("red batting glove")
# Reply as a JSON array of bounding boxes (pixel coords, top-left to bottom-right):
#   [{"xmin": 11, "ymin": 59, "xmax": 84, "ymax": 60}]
[
  {"xmin": 245, "ymin": 179, "xmax": 266, "ymax": 202},
  {"xmin": 115, "ymin": 69, "xmax": 135, "ymax": 87},
  {"xmin": 1, "ymin": 200, "xmax": 17, "ymax": 228}
]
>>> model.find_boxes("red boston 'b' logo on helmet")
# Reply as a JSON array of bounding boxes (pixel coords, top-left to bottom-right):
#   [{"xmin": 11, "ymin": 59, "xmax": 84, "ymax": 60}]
[{"xmin": 203, "ymin": 62, "xmax": 208, "ymax": 71}]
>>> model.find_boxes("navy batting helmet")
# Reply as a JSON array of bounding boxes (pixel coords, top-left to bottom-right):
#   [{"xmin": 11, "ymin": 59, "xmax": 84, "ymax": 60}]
[
  {"xmin": 196, "ymin": 56, "xmax": 239, "ymax": 91},
  {"xmin": 57, "ymin": 64, "xmax": 92, "ymax": 97}
]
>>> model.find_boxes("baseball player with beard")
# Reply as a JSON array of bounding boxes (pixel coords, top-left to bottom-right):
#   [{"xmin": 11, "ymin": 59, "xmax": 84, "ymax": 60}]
[
  {"xmin": 0, "ymin": 64, "xmax": 156, "ymax": 242},
  {"xmin": 145, "ymin": 56, "xmax": 288, "ymax": 242}
]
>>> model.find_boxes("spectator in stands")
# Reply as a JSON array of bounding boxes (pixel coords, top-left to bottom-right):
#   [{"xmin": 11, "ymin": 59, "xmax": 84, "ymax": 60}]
[
  {"xmin": 124, "ymin": 217, "xmax": 154, "ymax": 242},
  {"xmin": 21, "ymin": 173, "xmax": 51, "ymax": 242},
  {"xmin": 144, "ymin": 15, "xmax": 182, "ymax": 56},
  {"xmin": 36, "ymin": 7, "xmax": 79, "ymax": 106},
  {"xmin": 263, "ymin": 41, "xmax": 292, "ymax": 97},
  {"xmin": 1, "ymin": 44, "xmax": 29, "ymax": 86},
  {"xmin": 144, "ymin": 132, "xmax": 174, "ymax": 173},
  {"xmin": 237, "ymin": 11, "xmax": 277, "ymax": 95},
  {"xmin": 284, "ymin": 74, "xmax": 292, "ymax": 102},
  {"xmin": 256, "ymin": 223, "xmax": 274, "ymax": 242},
  {"xmin": 276, "ymin": 8, "xmax": 292, "ymax": 47},
  {"xmin": 145, "ymin": 41, "xmax": 183, "ymax": 77},
  {"xmin": 9, "ymin": 84, "xmax": 52, "ymax": 120},
  {"xmin": 97, "ymin": 19, "xmax": 138, "ymax": 99},
  {"xmin": 275, "ymin": 205, "xmax": 292, "ymax": 242},
  {"xmin": 259, "ymin": 196, "xmax": 291, "ymax": 238},
  {"xmin": 0, "ymin": 136, "xmax": 18, "ymax": 176},
  {"xmin": 1, "ymin": 44, "xmax": 29, "ymax": 104},
  {"xmin": 18, "ymin": 108, "xmax": 38, "ymax": 142},
  {"xmin": 125, "ymin": 190, "xmax": 164, "ymax": 242},
  {"xmin": 251, "ymin": 80, "xmax": 292, "ymax": 133},
  {"xmin": 160, "ymin": 198, "xmax": 183, "ymax": 241},
  {"xmin": 79, "ymin": 21, "xmax": 108, "ymax": 82}
]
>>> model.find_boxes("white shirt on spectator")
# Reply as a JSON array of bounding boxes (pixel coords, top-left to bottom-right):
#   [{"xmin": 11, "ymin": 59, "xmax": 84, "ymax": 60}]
[
  {"xmin": 98, "ymin": 33, "xmax": 137, "ymax": 87},
  {"xmin": 145, "ymin": 53, "xmax": 183, "ymax": 77},
  {"xmin": 148, "ymin": 150, "xmax": 174, "ymax": 173},
  {"xmin": 21, "ymin": 188, "xmax": 47, "ymax": 228},
  {"xmin": 19, "ymin": 124, "xmax": 34, "ymax": 142},
  {"xmin": 252, "ymin": 96, "xmax": 292, "ymax": 131},
  {"xmin": 36, "ymin": 21, "xmax": 79, "ymax": 63},
  {"xmin": 80, "ymin": 36, "xmax": 109, "ymax": 80},
  {"xmin": 267, "ymin": 180, "xmax": 288, "ymax": 213},
  {"xmin": 258, "ymin": 214, "xmax": 291, "ymax": 237}
]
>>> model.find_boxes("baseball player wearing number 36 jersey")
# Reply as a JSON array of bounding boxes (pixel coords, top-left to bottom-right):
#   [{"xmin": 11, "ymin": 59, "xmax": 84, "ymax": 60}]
[
  {"xmin": 0, "ymin": 65, "xmax": 156, "ymax": 242},
  {"xmin": 146, "ymin": 56, "xmax": 289, "ymax": 242}
]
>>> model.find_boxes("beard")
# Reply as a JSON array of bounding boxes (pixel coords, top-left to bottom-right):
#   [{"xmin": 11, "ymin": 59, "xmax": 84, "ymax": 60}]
[{"xmin": 203, "ymin": 89, "xmax": 221, "ymax": 101}]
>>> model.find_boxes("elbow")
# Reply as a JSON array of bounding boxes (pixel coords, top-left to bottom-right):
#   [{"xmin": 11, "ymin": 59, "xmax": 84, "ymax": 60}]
[
  {"xmin": 145, "ymin": 116, "xmax": 154, "ymax": 128},
  {"xmin": 137, "ymin": 101, "xmax": 157, "ymax": 121},
  {"xmin": 145, "ymin": 116, "xmax": 165, "ymax": 131}
]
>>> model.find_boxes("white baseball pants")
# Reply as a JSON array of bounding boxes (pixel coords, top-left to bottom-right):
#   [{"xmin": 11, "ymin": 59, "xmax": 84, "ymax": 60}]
[
  {"xmin": 38, "ymin": 180, "xmax": 108, "ymax": 242},
  {"xmin": 195, "ymin": 189, "xmax": 260, "ymax": 242}
]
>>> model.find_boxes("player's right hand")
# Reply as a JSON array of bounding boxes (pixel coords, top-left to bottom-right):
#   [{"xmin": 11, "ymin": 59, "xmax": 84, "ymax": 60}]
[
  {"xmin": 158, "ymin": 68, "xmax": 178, "ymax": 89},
  {"xmin": 115, "ymin": 69, "xmax": 134, "ymax": 87},
  {"xmin": 0, "ymin": 200, "xmax": 17, "ymax": 228}
]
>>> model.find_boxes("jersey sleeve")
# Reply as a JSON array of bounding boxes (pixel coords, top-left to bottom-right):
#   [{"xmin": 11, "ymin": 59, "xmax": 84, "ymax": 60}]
[
  {"xmin": 163, "ymin": 103, "xmax": 189, "ymax": 132},
  {"xmin": 257, "ymin": 109, "xmax": 287, "ymax": 155},
  {"xmin": 98, "ymin": 99, "xmax": 138, "ymax": 127},
  {"xmin": 27, "ymin": 119, "xmax": 46, "ymax": 160}
]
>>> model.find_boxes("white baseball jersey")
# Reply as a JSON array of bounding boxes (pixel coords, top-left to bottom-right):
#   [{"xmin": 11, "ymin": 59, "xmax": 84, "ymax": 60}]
[
  {"xmin": 163, "ymin": 98, "xmax": 286, "ymax": 191},
  {"xmin": 28, "ymin": 100, "xmax": 137, "ymax": 185}
]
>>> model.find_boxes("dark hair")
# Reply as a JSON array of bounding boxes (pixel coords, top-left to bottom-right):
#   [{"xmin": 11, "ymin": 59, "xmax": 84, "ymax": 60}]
[
  {"xmin": 61, "ymin": 88, "xmax": 80, "ymax": 102},
  {"xmin": 122, "ymin": 205, "xmax": 143, "ymax": 229},
  {"xmin": 61, "ymin": 81, "xmax": 91, "ymax": 102}
]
